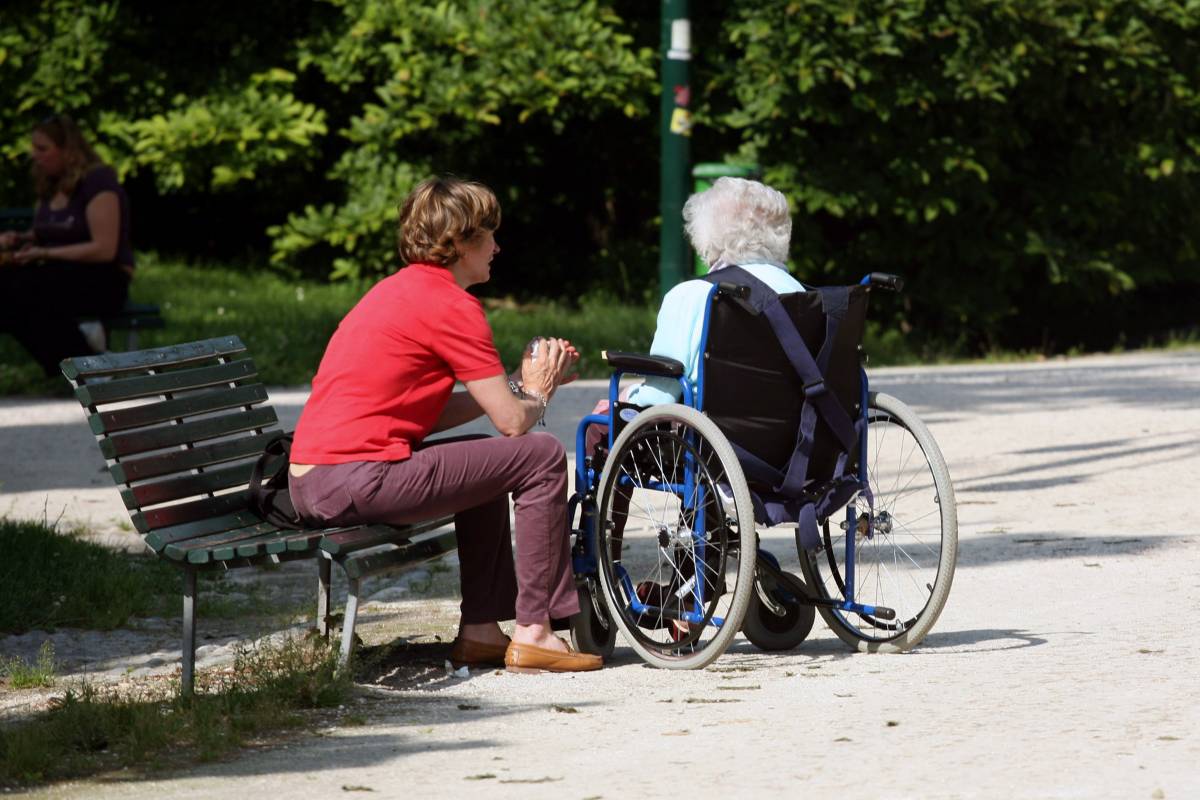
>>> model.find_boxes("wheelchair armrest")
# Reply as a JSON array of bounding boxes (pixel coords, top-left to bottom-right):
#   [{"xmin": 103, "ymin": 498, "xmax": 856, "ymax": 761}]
[{"xmin": 602, "ymin": 350, "xmax": 685, "ymax": 378}]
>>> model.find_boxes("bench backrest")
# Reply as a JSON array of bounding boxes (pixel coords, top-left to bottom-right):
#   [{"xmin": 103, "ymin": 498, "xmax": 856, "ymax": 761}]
[{"xmin": 61, "ymin": 336, "xmax": 292, "ymax": 563}]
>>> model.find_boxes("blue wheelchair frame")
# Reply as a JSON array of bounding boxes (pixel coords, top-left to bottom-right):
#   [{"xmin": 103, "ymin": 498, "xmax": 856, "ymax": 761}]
[{"xmin": 567, "ymin": 274, "xmax": 892, "ymax": 636}]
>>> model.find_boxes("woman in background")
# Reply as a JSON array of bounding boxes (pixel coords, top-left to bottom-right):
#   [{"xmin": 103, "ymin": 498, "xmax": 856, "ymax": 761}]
[{"xmin": 0, "ymin": 114, "xmax": 135, "ymax": 373}]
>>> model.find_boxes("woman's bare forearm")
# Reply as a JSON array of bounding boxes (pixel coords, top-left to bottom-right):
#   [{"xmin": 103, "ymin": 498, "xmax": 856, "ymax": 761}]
[{"xmin": 431, "ymin": 389, "xmax": 487, "ymax": 432}]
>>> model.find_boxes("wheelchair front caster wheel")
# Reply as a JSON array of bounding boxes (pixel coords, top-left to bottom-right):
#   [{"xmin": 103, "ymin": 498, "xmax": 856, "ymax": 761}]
[
  {"xmin": 742, "ymin": 571, "xmax": 815, "ymax": 651},
  {"xmin": 570, "ymin": 580, "xmax": 616, "ymax": 658}
]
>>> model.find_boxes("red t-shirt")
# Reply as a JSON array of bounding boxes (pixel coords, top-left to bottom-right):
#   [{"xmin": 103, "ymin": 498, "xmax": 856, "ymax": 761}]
[{"xmin": 291, "ymin": 263, "xmax": 504, "ymax": 463}]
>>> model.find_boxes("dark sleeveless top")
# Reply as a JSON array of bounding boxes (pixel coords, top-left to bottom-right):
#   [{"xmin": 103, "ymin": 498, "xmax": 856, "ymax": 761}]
[{"xmin": 33, "ymin": 165, "xmax": 135, "ymax": 269}]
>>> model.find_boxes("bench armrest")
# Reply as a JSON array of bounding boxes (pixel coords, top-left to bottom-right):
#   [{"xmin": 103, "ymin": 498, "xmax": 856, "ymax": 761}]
[{"xmin": 603, "ymin": 350, "xmax": 684, "ymax": 378}]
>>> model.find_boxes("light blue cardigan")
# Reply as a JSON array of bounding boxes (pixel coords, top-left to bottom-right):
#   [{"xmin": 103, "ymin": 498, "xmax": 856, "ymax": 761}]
[{"xmin": 625, "ymin": 262, "xmax": 805, "ymax": 407}]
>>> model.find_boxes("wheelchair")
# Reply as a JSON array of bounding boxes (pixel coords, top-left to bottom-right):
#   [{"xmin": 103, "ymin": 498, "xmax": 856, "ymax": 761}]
[{"xmin": 565, "ymin": 270, "xmax": 958, "ymax": 669}]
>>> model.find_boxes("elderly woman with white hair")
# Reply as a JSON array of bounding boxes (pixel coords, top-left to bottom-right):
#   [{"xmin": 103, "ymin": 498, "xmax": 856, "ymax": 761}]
[
  {"xmin": 625, "ymin": 176, "xmax": 802, "ymax": 407},
  {"xmin": 587, "ymin": 176, "xmax": 801, "ymax": 438},
  {"xmin": 581, "ymin": 176, "xmax": 802, "ymax": 640}
]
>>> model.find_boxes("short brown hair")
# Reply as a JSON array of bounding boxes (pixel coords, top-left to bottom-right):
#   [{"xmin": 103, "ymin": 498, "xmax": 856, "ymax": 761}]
[
  {"xmin": 397, "ymin": 177, "xmax": 501, "ymax": 266},
  {"xmin": 31, "ymin": 114, "xmax": 103, "ymax": 201}
]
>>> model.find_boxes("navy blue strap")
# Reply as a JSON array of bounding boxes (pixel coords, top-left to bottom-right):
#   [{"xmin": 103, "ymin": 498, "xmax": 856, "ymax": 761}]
[
  {"xmin": 702, "ymin": 268, "xmax": 858, "ymax": 492},
  {"xmin": 699, "ymin": 267, "xmax": 867, "ymax": 549}
]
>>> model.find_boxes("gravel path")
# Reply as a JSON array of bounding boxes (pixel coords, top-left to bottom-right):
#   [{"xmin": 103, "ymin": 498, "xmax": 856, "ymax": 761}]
[{"xmin": 3, "ymin": 350, "xmax": 1199, "ymax": 799}]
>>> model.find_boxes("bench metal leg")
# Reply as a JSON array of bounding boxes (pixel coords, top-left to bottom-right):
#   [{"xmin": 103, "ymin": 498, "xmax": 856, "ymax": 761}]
[
  {"xmin": 339, "ymin": 577, "xmax": 361, "ymax": 667},
  {"xmin": 182, "ymin": 567, "xmax": 197, "ymax": 696},
  {"xmin": 317, "ymin": 555, "xmax": 332, "ymax": 637}
]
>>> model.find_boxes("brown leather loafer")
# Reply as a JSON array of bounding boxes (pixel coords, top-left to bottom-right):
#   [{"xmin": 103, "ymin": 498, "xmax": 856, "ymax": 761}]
[
  {"xmin": 505, "ymin": 639, "xmax": 603, "ymax": 673},
  {"xmin": 449, "ymin": 637, "xmax": 510, "ymax": 669}
]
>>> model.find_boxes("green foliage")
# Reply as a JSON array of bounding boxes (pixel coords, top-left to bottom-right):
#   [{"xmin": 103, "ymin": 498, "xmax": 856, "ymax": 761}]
[
  {"xmin": 0, "ymin": 635, "xmax": 351, "ymax": 787},
  {"xmin": 0, "ymin": 0, "xmax": 658, "ymax": 288},
  {"xmin": 0, "ymin": 1, "xmax": 329, "ymax": 203},
  {"xmin": 97, "ymin": 71, "xmax": 327, "ymax": 192},
  {"xmin": 269, "ymin": 0, "xmax": 657, "ymax": 280},
  {"xmin": 705, "ymin": 0, "xmax": 1200, "ymax": 351},
  {"xmin": 2, "ymin": 1, "xmax": 1199, "ymax": 353}
]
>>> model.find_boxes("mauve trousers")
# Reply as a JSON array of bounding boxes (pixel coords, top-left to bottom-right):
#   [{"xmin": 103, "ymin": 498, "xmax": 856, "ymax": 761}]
[{"xmin": 289, "ymin": 432, "xmax": 578, "ymax": 626}]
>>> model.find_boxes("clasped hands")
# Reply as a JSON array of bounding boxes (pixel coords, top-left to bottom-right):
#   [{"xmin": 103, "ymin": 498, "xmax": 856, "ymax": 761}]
[
  {"xmin": 517, "ymin": 337, "xmax": 580, "ymax": 404},
  {"xmin": 0, "ymin": 232, "xmax": 46, "ymax": 265}
]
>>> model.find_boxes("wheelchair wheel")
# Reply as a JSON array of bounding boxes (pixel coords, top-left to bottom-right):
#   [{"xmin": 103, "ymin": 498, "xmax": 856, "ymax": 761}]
[
  {"xmin": 799, "ymin": 391, "xmax": 958, "ymax": 652},
  {"xmin": 595, "ymin": 404, "xmax": 756, "ymax": 669},
  {"xmin": 570, "ymin": 578, "xmax": 616, "ymax": 658},
  {"xmin": 742, "ymin": 570, "xmax": 815, "ymax": 651}
]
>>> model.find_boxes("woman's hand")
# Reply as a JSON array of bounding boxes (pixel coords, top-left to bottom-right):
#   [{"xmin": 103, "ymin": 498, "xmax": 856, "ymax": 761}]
[
  {"xmin": 12, "ymin": 245, "xmax": 46, "ymax": 264},
  {"xmin": 0, "ymin": 231, "xmax": 18, "ymax": 250},
  {"xmin": 520, "ymin": 337, "xmax": 579, "ymax": 399}
]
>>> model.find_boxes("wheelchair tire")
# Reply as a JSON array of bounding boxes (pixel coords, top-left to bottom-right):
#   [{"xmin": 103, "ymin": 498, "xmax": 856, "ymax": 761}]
[
  {"xmin": 570, "ymin": 578, "xmax": 616, "ymax": 659},
  {"xmin": 799, "ymin": 391, "xmax": 958, "ymax": 652},
  {"xmin": 595, "ymin": 404, "xmax": 757, "ymax": 669},
  {"xmin": 742, "ymin": 570, "xmax": 815, "ymax": 651}
]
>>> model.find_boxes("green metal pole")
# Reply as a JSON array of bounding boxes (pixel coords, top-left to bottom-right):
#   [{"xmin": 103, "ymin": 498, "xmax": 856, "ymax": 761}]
[{"xmin": 659, "ymin": 0, "xmax": 691, "ymax": 299}]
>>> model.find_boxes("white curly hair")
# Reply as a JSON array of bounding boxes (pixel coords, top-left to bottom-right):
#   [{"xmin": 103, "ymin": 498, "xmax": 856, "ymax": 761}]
[{"xmin": 683, "ymin": 176, "xmax": 792, "ymax": 271}]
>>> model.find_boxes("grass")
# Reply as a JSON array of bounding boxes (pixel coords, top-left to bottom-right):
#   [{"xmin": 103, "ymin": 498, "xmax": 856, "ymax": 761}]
[
  {"xmin": 0, "ymin": 255, "xmax": 659, "ymax": 394},
  {"xmin": 0, "ymin": 633, "xmax": 352, "ymax": 787},
  {"xmin": 8, "ymin": 254, "xmax": 1189, "ymax": 396},
  {"xmin": 0, "ymin": 518, "xmax": 262, "ymax": 634},
  {"xmin": 0, "ymin": 518, "xmax": 180, "ymax": 634},
  {"xmin": 1, "ymin": 643, "xmax": 57, "ymax": 690}
]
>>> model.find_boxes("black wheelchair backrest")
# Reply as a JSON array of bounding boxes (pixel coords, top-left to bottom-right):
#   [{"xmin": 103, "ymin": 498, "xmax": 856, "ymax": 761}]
[{"xmin": 701, "ymin": 282, "xmax": 869, "ymax": 487}]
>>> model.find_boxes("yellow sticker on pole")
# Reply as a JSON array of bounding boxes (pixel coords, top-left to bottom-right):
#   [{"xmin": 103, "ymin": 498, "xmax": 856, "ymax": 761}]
[{"xmin": 670, "ymin": 108, "xmax": 693, "ymax": 137}]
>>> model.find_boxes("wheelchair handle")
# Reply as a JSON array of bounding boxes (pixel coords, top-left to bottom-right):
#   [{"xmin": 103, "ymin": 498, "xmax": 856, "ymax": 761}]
[
  {"xmin": 863, "ymin": 272, "xmax": 904, "ymax": 292},
  {"xmin": 716, "ymin": 282, "xmax": 751, "ymax": 299}
]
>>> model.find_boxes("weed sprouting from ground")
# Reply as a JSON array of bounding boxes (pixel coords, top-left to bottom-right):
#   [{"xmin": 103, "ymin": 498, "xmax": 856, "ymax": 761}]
[
  {"xmin": 0, "ymin": 634, "xmax": 352, "ymax": 787},
  {"xmin": 0, "ymin": 643, "xmax": 57, "ymax": 689}
]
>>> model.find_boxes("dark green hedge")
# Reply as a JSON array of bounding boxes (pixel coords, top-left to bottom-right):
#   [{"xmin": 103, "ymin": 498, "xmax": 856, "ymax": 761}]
[{"xmin": 2, "ymin": 1, "xmax": 1197, "ymax": 354}]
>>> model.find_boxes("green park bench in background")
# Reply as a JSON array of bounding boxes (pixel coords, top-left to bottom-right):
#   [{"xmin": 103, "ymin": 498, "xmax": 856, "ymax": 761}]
[
  {"xmin": 60, "ymin": 335, "xmax": 458, "ymax": 695},
  {"xmin": 90, "ymin": 302, "xmax": 165, "ymax": 350},
  {"xmin": 2, "ymin": 206, "xmax": 164, "ymax": 349}
]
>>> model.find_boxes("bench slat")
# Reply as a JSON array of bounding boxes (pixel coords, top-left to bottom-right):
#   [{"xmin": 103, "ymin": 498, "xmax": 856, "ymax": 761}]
[
  {"xmin": 101, "ymin": 407, "xmax": 278, "ymax": 459},
  {"xmin": 235, "ymin": 530, "xmax": 323, "ymax": 559},
  {"xmin": 62, "ymin": 335, "xmax": 247, "ymax": 379},
  {"xmin": 341, "ymin": 529, "xmax": 459, "ymax": 581},
  {"xmin": 138, "ymin": 499, "xmax": 259, "ymax": 542},
  {"xmin": 120, "ymin": 461, "xmax": 273, "ymax": 510},
  {"xmin": 77, "ymin": 359, "xmax": 258, "ymax": 407},
  {"xmin": 89, "ymin": 384, "xmax": 270, "ymax": 435},
  {"xmin": 162, "ymin": 523, "xmax": 282, "ymax": 561},
  {"xmin": 112, "ymin": 433, "xmax": 276, "ymax": 483},
  {"xmin": 166, "ymin": 528, "xmax": 322, "ymax": 565},
  {"xmin": 320, "ymin": 519, "xmax": 453, "ymax": 556}
]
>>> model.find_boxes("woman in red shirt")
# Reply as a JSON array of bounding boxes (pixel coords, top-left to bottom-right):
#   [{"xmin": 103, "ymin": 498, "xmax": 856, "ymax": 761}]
[{"xmin": 289, "ymin": 177, "xmax": 601, "ymax": 673}]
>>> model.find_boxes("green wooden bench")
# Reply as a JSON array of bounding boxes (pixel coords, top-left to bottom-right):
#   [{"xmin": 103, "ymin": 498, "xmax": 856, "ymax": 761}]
[{"xmin": 60, "ymin": 335, "xmax": 458, "ymax": 694}]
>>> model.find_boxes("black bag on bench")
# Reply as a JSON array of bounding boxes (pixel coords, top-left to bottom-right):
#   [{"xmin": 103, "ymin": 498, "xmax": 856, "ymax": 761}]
[{"xmin": 248, "ymin": 432, "xmax": 304, "ymax": 529}]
